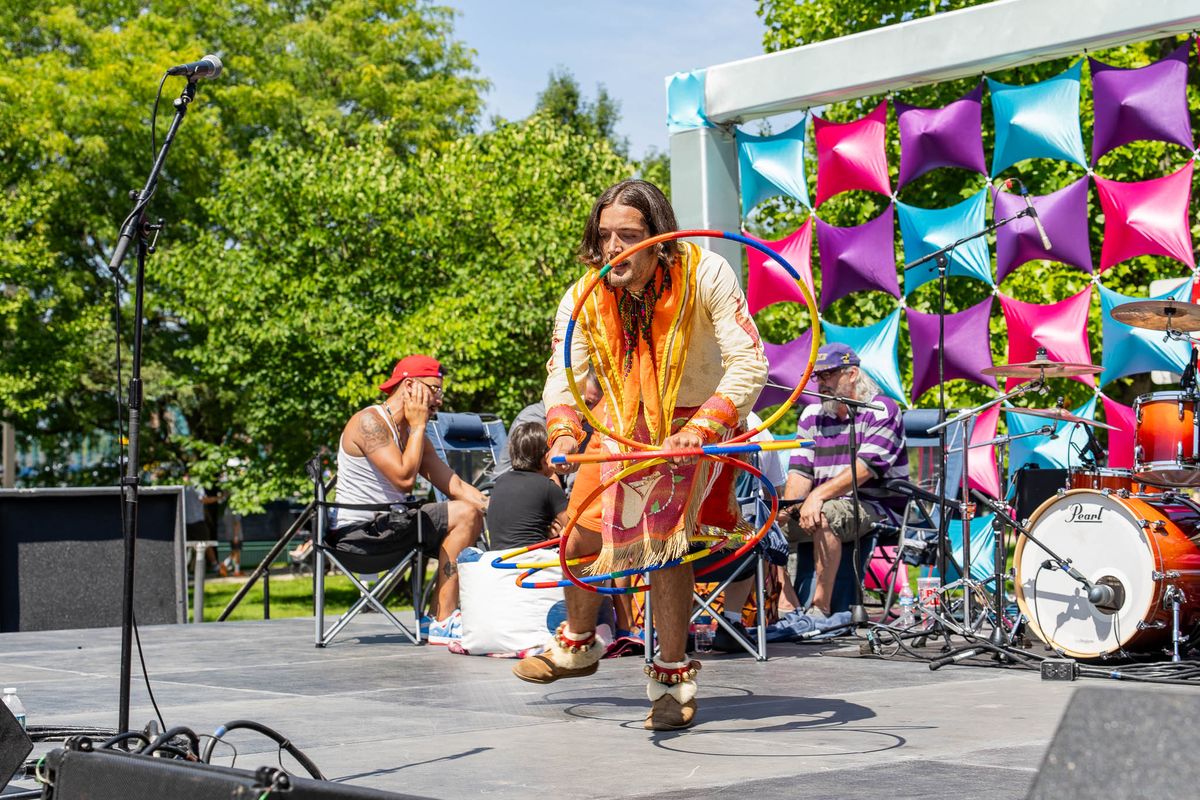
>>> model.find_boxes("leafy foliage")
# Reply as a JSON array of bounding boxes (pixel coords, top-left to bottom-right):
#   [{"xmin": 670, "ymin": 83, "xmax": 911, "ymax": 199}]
[
  {"xmin": 1, "ymin": 1, "xmax": 637, "ymax": 508},
  {"xmin": 533, "ymin": 68, "xmax": 628, "ymax": 157},
  {"xmin": 754, "ymin": 1, "xmax": 1199, "ymax": 422}
]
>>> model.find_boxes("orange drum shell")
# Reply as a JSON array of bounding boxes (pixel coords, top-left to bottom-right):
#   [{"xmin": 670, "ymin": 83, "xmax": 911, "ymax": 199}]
[
  {"xmin": 1066, "ymin": 468, "xmax": 1161, "ymax": 495},
  {"xmin": 1016, "ymin": 489, "xmax": 1200, "ymax": 657},
  {"xmin": 1134, "ymin": 394, "xmax": 1199, "ymax": 481}
]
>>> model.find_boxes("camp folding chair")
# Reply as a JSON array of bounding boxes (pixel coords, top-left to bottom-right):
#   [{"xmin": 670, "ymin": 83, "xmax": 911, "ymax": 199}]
[
  {"xmin": 309, "ymin": 459, "xmax": 426, "ymax": 648},
  {"xmin": 425, "ymin": 413, "xmax": 507, "ymax": 497},
  {"xmin": 686, "ymin": 458, "xmax": 781, "ymax": 662},
  {"xmin": 690, "ymin": 548, "xmax": 771, "ymax": 661}
]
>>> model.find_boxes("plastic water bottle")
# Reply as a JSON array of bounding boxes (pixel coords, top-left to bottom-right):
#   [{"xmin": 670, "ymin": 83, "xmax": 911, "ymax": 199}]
[
  {"xmin": 897, "ymin": 582, "xmax": 916, "ymax": 629},
  {"xmin": 2, "ymin": 688, "xmax": 26, "ymax": 730},
  {"xmin": 692, "ymin": 615, "xmax": 715, "ymax": 652}
]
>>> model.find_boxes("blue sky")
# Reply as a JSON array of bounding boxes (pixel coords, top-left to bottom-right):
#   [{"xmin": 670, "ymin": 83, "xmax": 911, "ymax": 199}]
[{"xmin": 447, "ymin": 1, "xmax": 768, "ymax": 158}]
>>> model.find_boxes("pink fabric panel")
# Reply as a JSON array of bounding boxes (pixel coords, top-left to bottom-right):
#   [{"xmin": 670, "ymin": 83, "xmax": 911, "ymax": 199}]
[
  {"xmin": 1094, "ymin": 160, "xmax": 1195, "ymax": 271},
  {"xmin": 1100, "ymin": 394, "xmax": 1136, "ymax": 470},
  {"xmin": 814, "ymin": 101, "xmax": 891, "ymax": 207},
  {"xmin": 968, "ymin": 404, "xmax": 1001, "ymax": 498},
  {"xmin": 997, "ymin": 287, "xmax": 1094, "ymax": 391},
  {"xmin": 744, "ymin": 218, "xmax": 815, "ymax": 315}
]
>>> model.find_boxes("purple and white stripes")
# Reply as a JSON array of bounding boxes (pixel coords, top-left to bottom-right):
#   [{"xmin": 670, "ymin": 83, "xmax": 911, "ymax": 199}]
[{"xmin": 790, "ymin": 395, "xmax": 909, "ymax": 516}]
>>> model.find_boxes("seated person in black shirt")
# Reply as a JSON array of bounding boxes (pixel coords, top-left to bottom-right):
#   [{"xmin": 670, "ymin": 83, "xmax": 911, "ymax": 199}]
[{"xmin": 488, "ymin": 422, "xmax": 569, "ymax": 552}]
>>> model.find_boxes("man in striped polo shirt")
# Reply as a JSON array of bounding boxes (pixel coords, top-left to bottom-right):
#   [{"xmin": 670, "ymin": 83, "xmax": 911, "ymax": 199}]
[{"xmin": 782, "ymin": 343, "xmax": 908, "ymax": 618}]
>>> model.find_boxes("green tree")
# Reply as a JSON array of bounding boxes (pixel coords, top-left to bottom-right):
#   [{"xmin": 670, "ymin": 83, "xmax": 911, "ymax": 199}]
[
  {"xmin": 155, "ymin": 114, "xmax": 630, "ymax": 509},
  {"xmin": 754, "ymin": 1, "xmax": 1196, "ymax": 420},
  {"xmin": 0, "ymin": 0, "xmax": 485, "ymax": 487},
  {"xmin": 533, "ymin": 68, "xmax": 629, "ymax": 157}
]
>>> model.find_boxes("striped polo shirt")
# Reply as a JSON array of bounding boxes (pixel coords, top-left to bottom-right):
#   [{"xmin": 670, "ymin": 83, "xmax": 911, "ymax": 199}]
[{"xmin": 789, "ymin": 395, "xmax": 909, "ymax": 517}]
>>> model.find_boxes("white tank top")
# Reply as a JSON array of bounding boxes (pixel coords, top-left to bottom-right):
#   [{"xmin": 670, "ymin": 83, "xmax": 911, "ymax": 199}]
[{"xmin": 333, "ymin": 406, "xmax": 409, "ymax": 529}]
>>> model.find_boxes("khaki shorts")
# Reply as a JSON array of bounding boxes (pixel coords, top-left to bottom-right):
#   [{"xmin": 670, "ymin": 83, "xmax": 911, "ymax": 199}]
[{"xmin": 785, "ymin": 497, "xmax": 878, "ymax": 545}]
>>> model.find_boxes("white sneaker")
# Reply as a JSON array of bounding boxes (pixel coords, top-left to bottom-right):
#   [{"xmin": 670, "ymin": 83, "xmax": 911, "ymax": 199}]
[{"xmin": 426, "ymin": 609, "xmax": 463, "ymax": 645}]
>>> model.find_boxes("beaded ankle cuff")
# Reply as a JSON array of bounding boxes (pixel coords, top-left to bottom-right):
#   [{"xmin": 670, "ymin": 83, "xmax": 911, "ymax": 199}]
[
  {"xmin": 553, "ymin": 622, "xmax": 597, "ymax": 653},
  {"xmin": 644, "ymin": 659, "xmax": 701, "ymax": 685}
]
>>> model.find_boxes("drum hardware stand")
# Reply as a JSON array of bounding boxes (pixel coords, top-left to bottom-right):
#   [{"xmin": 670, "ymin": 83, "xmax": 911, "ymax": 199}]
[
  {"xmin": 903, "ymin": 202, "xmax": 1038, "ymax": 644},
  {"xmin": 949, "ymin": 425, "xmax": 1053, "ymax": 649},
  {"xmin": 1165, "ymin": 584, "xmax": 1188, "ymax": 662},
  {"xmin": 930, "ymin": 370, "xmax": 1049, "ymax": 635}
]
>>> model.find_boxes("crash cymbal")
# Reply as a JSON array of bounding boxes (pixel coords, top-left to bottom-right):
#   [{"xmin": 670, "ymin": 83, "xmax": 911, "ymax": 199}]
[
  {"xmin": 982, "ymin": 360, "xmax": 1104, "ymax": 379},
  {"xmin": 1004, "ymin": 407, "xmax": 1119, "ymax": 431},
  {"xmin": 1110, "ymin": 300, "xmax": 1200, "ymax": 332}
]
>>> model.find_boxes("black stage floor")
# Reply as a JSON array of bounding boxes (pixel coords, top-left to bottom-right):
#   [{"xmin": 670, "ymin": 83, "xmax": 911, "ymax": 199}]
[{"xmin": 1, "ymin": 617, "xmax": 1192, "ymax": 799}]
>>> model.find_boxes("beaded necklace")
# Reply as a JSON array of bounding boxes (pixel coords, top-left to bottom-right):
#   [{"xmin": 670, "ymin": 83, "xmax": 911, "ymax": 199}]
[{"xmin": 611, "ymin": 262, "xmax": 671, "ymax": 375}]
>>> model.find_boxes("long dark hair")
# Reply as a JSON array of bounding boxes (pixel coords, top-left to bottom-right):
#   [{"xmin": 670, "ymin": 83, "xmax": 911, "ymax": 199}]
[{"xmin": 577, "ymin": 179, "xmax": 681, "ymax": 270}]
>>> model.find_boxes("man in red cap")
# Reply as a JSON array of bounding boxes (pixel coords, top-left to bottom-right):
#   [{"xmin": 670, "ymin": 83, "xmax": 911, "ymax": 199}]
[{"xmin": 332, "ymin": 354, "xmax": 487, "ymax": 644}]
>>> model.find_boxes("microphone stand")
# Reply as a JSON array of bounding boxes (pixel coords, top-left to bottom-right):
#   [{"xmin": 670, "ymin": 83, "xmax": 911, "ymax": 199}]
[
  {"xmin": 903, "ymin": 202, "xmax": 1037, "ymax": 639},
  {"xmin": 800, "ymin": 389, "xmax": 884, "ymax": 627},
  {"xmin": 108, "ymin": 78, "xmax": 198, "ymax": 734}
]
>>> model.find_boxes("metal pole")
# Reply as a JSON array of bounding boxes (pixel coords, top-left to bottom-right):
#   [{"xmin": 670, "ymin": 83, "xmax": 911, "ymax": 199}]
[
  {"xmin": 1, "ymin": 422, "xmax": 14, "ymax": 488},
  {"xmin": 191, "ymin": 542, "xmax": 207, "ymax": 623}
]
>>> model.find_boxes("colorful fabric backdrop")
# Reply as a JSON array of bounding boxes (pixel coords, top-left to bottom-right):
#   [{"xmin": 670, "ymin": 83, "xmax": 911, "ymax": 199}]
[{"xmin": 721, "ymin": 42, "xmax": 1200, "ymax": 493}]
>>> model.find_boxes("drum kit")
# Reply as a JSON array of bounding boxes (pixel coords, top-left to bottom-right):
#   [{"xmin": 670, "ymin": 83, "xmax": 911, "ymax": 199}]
[{"xmin": 933, "ymin": 300, "xmax": 1200, "ymax": 662}]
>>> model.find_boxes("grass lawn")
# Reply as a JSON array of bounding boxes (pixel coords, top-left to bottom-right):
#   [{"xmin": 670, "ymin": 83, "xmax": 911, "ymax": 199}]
[{"xmin": 200, "ymin": 571, "xmax": 419, "ymax": 622}]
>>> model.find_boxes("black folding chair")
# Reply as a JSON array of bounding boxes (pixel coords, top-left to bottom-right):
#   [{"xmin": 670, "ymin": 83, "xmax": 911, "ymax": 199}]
[{"xmin": 309, "ymin": 458, "xmax": 426, "ymax": 647}]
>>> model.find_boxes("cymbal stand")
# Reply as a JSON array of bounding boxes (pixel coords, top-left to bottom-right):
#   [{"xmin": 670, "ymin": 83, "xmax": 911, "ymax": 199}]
[
  {"xmin": 949, "ymin": 425, "xmax": 1052, "ymax": 650},
  {"xmin": 928, "ymin": 371, "xmax": 1048, "ymax": 634},
  {"xmin": 902, "ymin": 201, "xmax": 1040, "ymax": 645}
]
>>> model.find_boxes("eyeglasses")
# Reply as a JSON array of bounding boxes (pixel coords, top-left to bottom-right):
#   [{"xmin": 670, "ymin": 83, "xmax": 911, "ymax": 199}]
[{"xmin": 414, "ymin": 379, "xmax": 444, "ymax": 398}]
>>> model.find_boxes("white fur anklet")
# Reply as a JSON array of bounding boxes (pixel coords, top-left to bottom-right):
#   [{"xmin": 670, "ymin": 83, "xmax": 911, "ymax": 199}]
[
  {"xmin": 644, "ymin": 657, "xmax": 700, "ymax": 704},
  {"xmin": 543, "ymin": 622, "xmax": 602, "ymax": 669}
]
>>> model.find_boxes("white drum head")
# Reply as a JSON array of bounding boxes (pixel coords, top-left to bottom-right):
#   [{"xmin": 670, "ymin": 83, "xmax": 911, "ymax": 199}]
[{"xmin": 1015, "ymin": 490, "xmax": 1157, "ymax": 658}]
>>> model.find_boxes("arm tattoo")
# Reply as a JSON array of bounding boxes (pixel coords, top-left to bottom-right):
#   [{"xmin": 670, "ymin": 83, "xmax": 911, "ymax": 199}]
[
  {"xmin": 442, "ymin": 560, "xmax": 457, "ymax": 578},
  {"xmin": 359, "ymin": 412, "xmax": 392, "ymax": 455}
]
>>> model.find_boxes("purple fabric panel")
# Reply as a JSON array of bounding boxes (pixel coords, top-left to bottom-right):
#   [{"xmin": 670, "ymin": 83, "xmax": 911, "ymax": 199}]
[
  {"xmin": 816, "ymin": 204, "xmax": 900, "ymax": 310},
  {"xmin": 993, "ymin": 177, "xmax": 1093, "ymax": 282},
  {"xmin": 896, "ymin": 83, "xmax": 987, "ymax": 188},
  {"xmin": 906, "ymin": 298, "xmax": 997, "ymax": 403},
  {"xmin": 757, "ymin": 330, "xmax": 818, "ymax": 411},
  {"xmin": 1090, "ymin": 42, "xmax": 1193, "ymax": 164}
]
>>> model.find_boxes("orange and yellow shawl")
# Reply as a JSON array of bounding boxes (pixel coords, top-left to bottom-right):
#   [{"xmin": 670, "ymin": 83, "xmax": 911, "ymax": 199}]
[{"xmin": 545, "ymin": 243, "xmax": 768, "ymax": 574}]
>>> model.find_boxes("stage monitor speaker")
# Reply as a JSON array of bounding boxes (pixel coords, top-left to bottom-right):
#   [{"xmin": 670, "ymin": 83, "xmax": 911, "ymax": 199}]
[
  {"xmin": 1011, "ymin": 467, "xmax": 1067, "ymax": 523},
  {"xmin": 0, "ymin": 700, "xmax": 33, "ymax": 790},
  {"xmin": 1027, "ymin": 686, "xmax": 1200, "ymax": 799},
  {"xmin": 0, "ymin": 487, "xmax": 186, "ymax": 632},
  {"xmin": 42, "ymin": 746, "xmax": 432, "ymax": 800}
]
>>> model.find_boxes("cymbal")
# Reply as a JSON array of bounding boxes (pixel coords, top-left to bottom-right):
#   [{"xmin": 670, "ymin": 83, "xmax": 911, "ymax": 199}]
[
  {"xmin": 1110, "ymin": 300, "xmax": 1200, "ymax": 332},
  {"xmin": 982, "ymin": 359, "xmax": 1104, "ymax": 378},
  {"xmin": 1004, "ymin": 407, "xmax": 1119, "ymax": 431}
]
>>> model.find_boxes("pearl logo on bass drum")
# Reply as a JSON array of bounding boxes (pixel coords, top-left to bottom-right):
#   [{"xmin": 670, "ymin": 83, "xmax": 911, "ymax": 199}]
[{"xmin": 1066, "ymin": 504, "xmax": 1105, "ymax": 523}]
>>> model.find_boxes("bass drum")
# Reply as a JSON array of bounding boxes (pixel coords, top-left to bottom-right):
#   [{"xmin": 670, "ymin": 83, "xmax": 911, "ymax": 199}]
[{"xmin": 1014, "ymin": 489, "xmax": 1200, "ymax": 659}]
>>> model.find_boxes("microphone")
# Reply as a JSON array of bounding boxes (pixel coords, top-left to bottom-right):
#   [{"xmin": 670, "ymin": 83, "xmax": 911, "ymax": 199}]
[
  {"xmin": 1003, "ymin": 178, "xmax": 1052, "ymax": 250},
  {"xmin": 166, "ymin": 55, "xmax": 223, "ymax": 80},
  {"xmin": 1087, "ymin": 583, "xmax": 1116, "ymax": 606}
]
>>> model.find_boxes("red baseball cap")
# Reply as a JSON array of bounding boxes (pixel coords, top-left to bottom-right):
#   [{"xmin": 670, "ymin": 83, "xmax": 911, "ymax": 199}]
[{"xmin": 379, "ymin": 355, "xmax": 444, "ymax": 394}]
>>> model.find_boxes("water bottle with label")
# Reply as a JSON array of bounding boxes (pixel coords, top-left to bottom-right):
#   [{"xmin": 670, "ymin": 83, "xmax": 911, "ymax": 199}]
[
  {"xmin": 2, "ymin": 688, "xmax": 26, "ymax": 730},
  {"xmin": 897, "ymin": 582, "xmax": 917, "ymax": 629}
]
